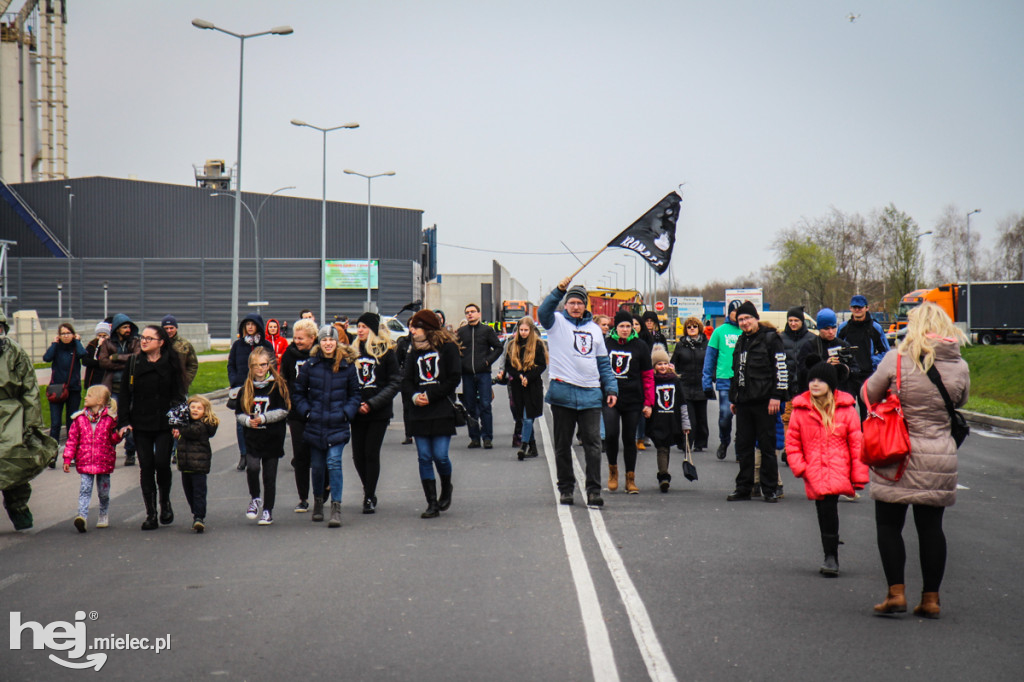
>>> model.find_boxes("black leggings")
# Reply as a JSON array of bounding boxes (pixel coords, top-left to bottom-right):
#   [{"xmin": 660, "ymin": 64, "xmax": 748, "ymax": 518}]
[
  {"xmin": 603, "ymin": 406, "xmax": 641, "ymax": 472},
  {"xmin": 815, "ymin": 495, "xmax": 839, "ymax": 536},
  {"xmin": 875, "ymin": 500, "xmax": 947, "ymax": 592},
  {"xmin": 247, "ymin": 455, "xmax": 280, "ymax": 512},
  {"xmin": 351, "ymin": 419, "xmax": 389, "ymax": 500},
  {"xmin": 134, "ymin": 429, "xmax": 173, "ymax": 498}
]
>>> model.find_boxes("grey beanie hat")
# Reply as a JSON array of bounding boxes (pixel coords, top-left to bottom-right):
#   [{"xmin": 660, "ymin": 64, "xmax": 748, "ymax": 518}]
[
  {"xmin": 95, "ymin": 321, "xmax": 112, "ymax": 336},
  {"xmin": 318, "ymin": 324, "xmax": 339, "ymax": 341},
  {"xmin": 565, "ymin": 285, "xmax": 589, "ymax": 304}
]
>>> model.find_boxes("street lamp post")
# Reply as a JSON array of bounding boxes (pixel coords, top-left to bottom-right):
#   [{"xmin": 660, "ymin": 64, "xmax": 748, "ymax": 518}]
[
  {"xmin": 192, "ymin": 18, "xmax": 293, "ymax": 338},
  {"xmin": 614, "ymin": 262, "xmax": 627, "ymax": 291},
  {"xmin": 608, "ymin": 270, "xmax": 619, "ymax": 289},
  {"xmin": 966, "ymin": 209, "xmax": 981, "ymax": 338},
  {"xmin": 65, "ymin": 185, "xmax": 73, "ymax": 318},
  {"xmin": 211, "ymin": 185, "xmax": 295, "ymax": 312},
  {"xmin": 291, "ymin": 120, "xmax": 360, "ymax": 324},
  {"xmin": 343, "ymin": 169, "xmax": 395, "ymax": 314}
]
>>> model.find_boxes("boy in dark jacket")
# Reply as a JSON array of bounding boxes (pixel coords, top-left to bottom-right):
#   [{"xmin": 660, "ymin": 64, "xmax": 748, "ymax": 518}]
[{"xmin": 727, "ymin": 302, "xmax": 788, "ymax": 503}]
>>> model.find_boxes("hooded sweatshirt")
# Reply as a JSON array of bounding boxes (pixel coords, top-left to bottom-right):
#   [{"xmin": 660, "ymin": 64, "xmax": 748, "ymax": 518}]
[
  {"xmin": 98, "ymin": 313, "xmax": 140, "ymax": 390},
  {"xmin": 227, "ymin": 313, "xmax": 274, "ymax": 387},
  {"xmin": 265, "ymin": 318, "xmax": 289, "ymax": 368}
]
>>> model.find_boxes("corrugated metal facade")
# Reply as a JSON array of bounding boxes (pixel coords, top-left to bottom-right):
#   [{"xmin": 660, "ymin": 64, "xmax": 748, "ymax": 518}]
[
  {"xmin": 2, "ymin": 176, "xmax": 423, "ymax": 260},
  {"xmin": 9, "ymin": 257, "xmax": 421, "ymax": 336},
  {"xmin": 2, "ymin": 176, "xmax": 426, "ymax": 336}
]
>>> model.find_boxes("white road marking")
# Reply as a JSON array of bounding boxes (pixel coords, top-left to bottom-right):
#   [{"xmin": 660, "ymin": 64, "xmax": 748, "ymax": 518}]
[
  {"xmin": 537, "ymin": 416, "xmax": 620, "ymax": 682},
  {"xmin": 568, "ymin": 437, "xmax": 678, "ymax": 682},
  {"xmin": 0, "ymin": 572, "xmax": 26, "ymax": 591}
]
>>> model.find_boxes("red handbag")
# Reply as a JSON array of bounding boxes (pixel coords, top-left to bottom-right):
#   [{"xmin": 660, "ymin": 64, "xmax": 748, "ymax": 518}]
[{"xmin": 861, "ymin": 355, "xmax": 911, "ymax": 481}]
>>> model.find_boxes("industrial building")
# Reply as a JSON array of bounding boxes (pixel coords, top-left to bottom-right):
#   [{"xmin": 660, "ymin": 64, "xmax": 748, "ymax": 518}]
[{"xmin": 1, "ymin": 175, "xmax": 433, "ymax": 336}]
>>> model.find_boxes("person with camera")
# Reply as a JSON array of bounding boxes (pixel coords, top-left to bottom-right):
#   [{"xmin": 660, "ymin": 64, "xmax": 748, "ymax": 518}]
[
  {"xmin": 838, "ymin": 295, "xmax": 890, "ymax": 420},
  {"xmin": 797, "ymin": 308, "xmax": 859, "ymax": 395}
]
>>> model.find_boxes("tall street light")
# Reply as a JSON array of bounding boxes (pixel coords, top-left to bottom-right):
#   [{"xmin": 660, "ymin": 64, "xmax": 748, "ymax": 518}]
[
  {"xmin": 614, "ymin": 262, "xmax": 627, "ymax": 291},
  {"xmin": 192, "ymin": 18, "xmax": 293, "ymax": 338},
  {"xmin": 291, "ymin": 120, "xmax": 359, "ymax": 324},
  {"xmin": 65, "ymin": 185, "xmax": 73, "ymax": 318},
  {"xmin": 608, "ymin": 270, "xmax": 619, "ymax": 289},
  {"xmin": 344, "ymin": 169, "xmax": 395, "ymax": 314},
  {"xmin": 966, "ymin": 209, "xmax": 981, "ymax": 338},
  {"xmin": 211, "ymin": 185, "xmax": 294, "ymax": 313}
]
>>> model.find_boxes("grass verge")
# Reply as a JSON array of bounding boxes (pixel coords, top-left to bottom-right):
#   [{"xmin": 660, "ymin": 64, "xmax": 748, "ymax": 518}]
[{"xmin": 962, "ymin": 345, "xmax": 1024, "ymax": 420}]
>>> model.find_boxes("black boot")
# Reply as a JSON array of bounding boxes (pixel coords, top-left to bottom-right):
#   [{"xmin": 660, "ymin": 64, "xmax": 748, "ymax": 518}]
[
  {"xmin": 421, "ymin": 479, "xmax": 440, "ymax": 518},
  {"xmin": 438, "ymin": 475, "xmax": 453, "ymax": 512},
  {"xmin": 526, "ymin": 439, "xmax": 539, "ymax": 458},
  {"xmin": 124, "ymin": 451, "xmax": 136, "ymax": 466},
  {"xmin": 158, "ymin": 485, "xmax": 174, "ymax": 525},
  {"xmin": 236, "ymin": 455, "xmax": 246, "ymax": 471},
  {"xmin": 820, "ymin": 533, "xmax": 840, "ymax": 577},
  {"xmin": 141, "ymin": 491, "xmax": 159, "ymax": 531}
]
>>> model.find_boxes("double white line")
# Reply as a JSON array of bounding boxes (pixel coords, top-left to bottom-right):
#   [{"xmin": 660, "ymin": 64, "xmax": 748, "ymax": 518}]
[{"xmin": 537, "ymin": 416, "xmax": 676, "ymax": 682}]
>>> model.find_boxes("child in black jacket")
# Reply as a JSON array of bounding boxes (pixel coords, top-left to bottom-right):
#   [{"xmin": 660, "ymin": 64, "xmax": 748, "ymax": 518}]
[
  {"xmin": 173, "ymin": 395, "xmax": 219, "ymax": 532},
  {"xmin": 648, "ymin": 347, "xmax": 691, "ymax": 492}
]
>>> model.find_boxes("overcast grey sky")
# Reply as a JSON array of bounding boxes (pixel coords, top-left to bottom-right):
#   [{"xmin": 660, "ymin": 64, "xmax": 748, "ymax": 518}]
[{"xmin": 66, "ymin": 0, "xmax": 1023, "ymax": 301}]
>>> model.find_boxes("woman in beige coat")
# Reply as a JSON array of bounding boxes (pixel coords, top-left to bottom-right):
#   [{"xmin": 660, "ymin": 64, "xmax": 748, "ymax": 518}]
[{"xmin": 865, "ymin": 302, "xmax": 969, "ymax": 619}]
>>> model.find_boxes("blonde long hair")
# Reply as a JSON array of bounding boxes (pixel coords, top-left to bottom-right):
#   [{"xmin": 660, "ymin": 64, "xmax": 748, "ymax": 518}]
[
  {"xmin": 898, "ymin": 302, "xmax": 969, "ymax": 374},
  {"xmin": 188, "ymin": 395, "xmax": 219, "ymax": 426},
  {"xmin": 242, "ymin": 347, "xmax": 290, "ymax": 414},
  {"xmin": 360, "ymin": 322, "xmax": 395, "ymax": 360},
  {"xmin": 810, "ymin": 390, "xmax": 836, "ymax": 433},
  {"xmin": 508, "ymin": 317, "xmax": 544, "ymax": 372}
]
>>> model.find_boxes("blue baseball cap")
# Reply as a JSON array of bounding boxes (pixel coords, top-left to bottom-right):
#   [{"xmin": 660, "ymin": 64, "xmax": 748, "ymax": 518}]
[
  {"xmin": 850, "ymin": 295, "xmax": 868, "ymax": 308},
  {"xmin": 816, "ymin": 308, "xmax": 838, "ymax": 328}
]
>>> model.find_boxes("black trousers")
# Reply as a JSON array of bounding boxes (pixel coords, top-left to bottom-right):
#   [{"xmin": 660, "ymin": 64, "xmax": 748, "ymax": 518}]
[
  {"xmin": 246, "ymin": 454, "xmax": 279, "ymax": 512},
  {"xmin": 134, "ymin": 429, "xmax": 173, "ymax": 498},
  {"xmin": 603, "ymin": 405, "xmax": 641, "ymax": 472},
  {"xmin": 181, "ymin": 472, "xmax": 208, "ymax": 518},
  {"xmin": 551, "ymin": 405, "xmax": 602, "ymax": 495},
  {"xmin": 848, "ymin": 376, "xmax": 868, "ymax": 421},
  {"xmin": 734, "ymin": 401, "xmax": 778, "ymax": 494},
  {"xmin": 685, "ymin": 399, "xmax": 709, "ymax": 449},
  {"xmin": 351, "ymin": 419, "xmax": 389, "ymax": 500},
  {"xmin": 288, "ymin": 419, "xmax": 318, "ymax": 502},
  {"xmin": 815, "ymin": 495, "xmax": 839, "ymax": 536},
  {"xmin": 875, "ymin": 500, "xmax": 947, "ymax": 592}
]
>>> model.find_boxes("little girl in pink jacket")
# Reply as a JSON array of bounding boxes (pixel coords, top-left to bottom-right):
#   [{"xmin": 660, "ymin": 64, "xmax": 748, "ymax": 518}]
[
  {"xmin": 786, "ymin": 359, "xmax": 868, "ymax": 577},
  {"xmin": 63, "ymin": 385, "xmax": 122, "ymax": 532}
]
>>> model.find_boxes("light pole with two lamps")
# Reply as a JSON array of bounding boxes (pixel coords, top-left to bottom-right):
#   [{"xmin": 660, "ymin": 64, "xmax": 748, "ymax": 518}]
[
  {"xmin": 211, "ymin": 185, "xmax": 295, "ymax": 313},
  {"xmin": 343, "ymin": 169, "xmax": 395, "ymax": 314},
  {"xmin": 966, "ymin": 209, "xmax": 981, "ymax": 338},
  {"xmin": 291, "ymin": 120, "xmax": 360, "ymax": 324},
  {"xmin": 192, "ymin": 17, "xmax": 293, "ymax": 337}
]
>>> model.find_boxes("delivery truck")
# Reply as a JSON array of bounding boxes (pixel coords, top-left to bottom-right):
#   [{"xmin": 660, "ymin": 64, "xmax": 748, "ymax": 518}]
[{"xmin": 888, "ymin": 281, "xmax": 1024, "ymax": 345}]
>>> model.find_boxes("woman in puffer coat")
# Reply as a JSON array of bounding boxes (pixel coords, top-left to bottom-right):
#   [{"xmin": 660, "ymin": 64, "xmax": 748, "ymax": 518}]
[
  {"xmin": 786, "ymin": 359, "xmax": 867, "ymax": 577},
  {"xmin": 292, "ymin": 325, "xmax": 360, "ymax": 528},
  {"xmin": 865, "ymin": 302, "xmax": 969, "ymax": 619}
]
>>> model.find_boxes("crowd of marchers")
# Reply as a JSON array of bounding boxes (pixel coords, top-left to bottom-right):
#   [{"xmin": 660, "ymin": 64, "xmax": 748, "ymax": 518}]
[{"xmin": 0, "ymin": 287, "xmax": 968, "ymax": 619}]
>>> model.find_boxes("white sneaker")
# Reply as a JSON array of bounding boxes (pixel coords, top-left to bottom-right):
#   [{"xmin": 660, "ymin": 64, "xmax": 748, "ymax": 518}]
[
  {"xmin": 96, "ymin": 514, "xmax": 109, "ymax": 528},
  {"xmin": 257, "ymin": 510, "xmax": 273, "ymax": 526},
  {"xmin": 246, "ymin": 498, "xmax": 261, "ymax": 520},
  {"xmin": 840, "ymin": 492, "xmax": 861, "ymax": 502}
]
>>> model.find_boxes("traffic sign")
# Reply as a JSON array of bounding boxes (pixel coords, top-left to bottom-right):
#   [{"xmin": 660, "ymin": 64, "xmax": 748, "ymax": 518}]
[{"xmin": 655, "ymin": 301, "xmax": 665, "ymax": 312}]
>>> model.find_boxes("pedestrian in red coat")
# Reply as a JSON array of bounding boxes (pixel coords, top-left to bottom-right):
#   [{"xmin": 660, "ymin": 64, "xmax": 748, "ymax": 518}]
[{"xmin": 785, "ymin": 359, "xmax": 868, "ymax": 577}]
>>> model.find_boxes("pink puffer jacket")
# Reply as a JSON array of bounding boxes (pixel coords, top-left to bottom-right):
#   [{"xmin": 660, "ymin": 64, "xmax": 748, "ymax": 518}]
[
  {"xmin": 785, "ymin": 390, "xmax": 868, "ymax": 500},
  {"xmin": 63, "ymin": 407, "xmax": 122, "ymax": 475}
]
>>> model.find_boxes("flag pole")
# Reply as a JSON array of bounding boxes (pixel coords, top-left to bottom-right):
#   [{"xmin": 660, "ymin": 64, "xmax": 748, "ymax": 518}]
[{"xmin": 567, "ymin": 245, "xmax": 609, "ymax": 281}]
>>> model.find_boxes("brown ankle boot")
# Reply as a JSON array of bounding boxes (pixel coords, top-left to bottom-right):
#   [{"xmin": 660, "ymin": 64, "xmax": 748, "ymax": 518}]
[
  {"xmin": 913, "ymin": 592, "xmax": 941, "ymax": 619},
  {"xmin": 873, "ymin": 584, "xmax": 907, "ymax": 615},
  {"xmin": 625, "ymin": 471, "xmax": 639, "ymax": 494},
  {"xmin": 607, "ymin": 464, "xmax": 619, "ymax": 492}
]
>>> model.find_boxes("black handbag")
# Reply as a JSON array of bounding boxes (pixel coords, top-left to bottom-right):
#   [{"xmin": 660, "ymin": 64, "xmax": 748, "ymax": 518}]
[
  {"xmin": 682, "ymin": 439, "xmax": 698, "ymax": 482},
  {"xmin": 46, "ymin": 351, "xmax": 73, "ymax": 403},
  {"xmin": 925, "ymin": 365, "xmax": 969, "ymax": 448},
  {"xmin": 226, "ymin": 387, "xmax": 241, "ymax": 411},
  {"xmin": 449, "ymin": 395, "xmax": 468, "ymax": 428}
]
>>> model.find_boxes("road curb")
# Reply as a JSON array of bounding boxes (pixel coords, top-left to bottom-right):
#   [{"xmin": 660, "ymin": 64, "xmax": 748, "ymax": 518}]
[
  {"xmin": 203, "ymin": 388, "xmax": 231, "ymax": 400},
  {"xmin": 962, "ymin": 410, "xmax": 1024, "ymax": 433}
]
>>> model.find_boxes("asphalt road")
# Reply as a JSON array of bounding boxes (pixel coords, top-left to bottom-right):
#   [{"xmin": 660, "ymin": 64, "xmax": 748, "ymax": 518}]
[{"xmin": 3, "ymin": 389, "xmax": 1022, "ymax": 681}]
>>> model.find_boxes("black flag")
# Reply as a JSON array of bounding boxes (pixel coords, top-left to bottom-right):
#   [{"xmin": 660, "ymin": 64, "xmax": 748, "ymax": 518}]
[{"xmin": 606, "ymin": 192, "xmax": 681, "ymax": 274}]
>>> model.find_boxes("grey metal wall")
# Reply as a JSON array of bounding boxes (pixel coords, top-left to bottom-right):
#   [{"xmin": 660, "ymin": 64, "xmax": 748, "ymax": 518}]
[
  {"xmin": 9, "ymin": 257, "xmax": 419, "ymax": 336},
  {"xmin": 2, "ymin": 176, "xmax": 424, "ymax": 260}
]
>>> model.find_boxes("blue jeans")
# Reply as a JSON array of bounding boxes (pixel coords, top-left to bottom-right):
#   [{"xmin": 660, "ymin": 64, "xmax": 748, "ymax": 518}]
[
  {"xmin": 311, "ymin": 443, "xmax": 346, "ymax": 503},
  {"xmin": 716, "ymin": 378, "xmax": 733, "ymax": 446},
  {"xmin": 415, "ymin": 435, "xmax": 452, "ymax": 480},
  {"xmin": 521, "ymin": 409, "xmax": 535, "ymax": 444},
  {"xmin": 49, "ymin": 389, "xmax": 81, "ymax": 442},
  {"xmin": 461, "ymin": 373, "xmax": 493, "ymax": 441}
]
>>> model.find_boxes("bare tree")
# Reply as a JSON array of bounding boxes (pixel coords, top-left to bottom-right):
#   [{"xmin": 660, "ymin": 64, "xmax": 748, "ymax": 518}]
[
  {"xmin": 930, "ymin": 203, "xmax": 985, "ymax": 283},
  {"xmin": 993, "ymin": 212, "xmax": 1024, "ymax": 279}
]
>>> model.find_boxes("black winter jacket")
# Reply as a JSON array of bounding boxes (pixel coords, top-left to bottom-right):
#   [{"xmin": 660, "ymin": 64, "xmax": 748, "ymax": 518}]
[
  {"xmin": 279, "ymin": 342, "xmax": 312, "ymax": 421},
  {"xmin": 235, "ymin": 379, "xmax": 289, "ymax": 458},
  {"xmin": 176, "ymin": 419, "xmax": 218, "ymax": 474},
  {"xmin": 730, "ymin": 324, "xmax": 788, "ymax": 405},
  {"xmin": 606, "ymin": 333, "xmax": 653, "ymax": 412},
  {"xmin": 796, "ymin": 335, "xmax": 858, "ymax": 394},
  {"xmin": 781, "ymin": 325, "xmax": 814, "ymax": 394},
  {"xmin": 227, "ymin": 313, "xmax": 274, "ymax": 387},
  {"xmin": 456, "ymin": 323, "xmax": 503, "ymax": 375},
  {"xmin": 401, "ymin": 341, "xmax": 461, "ymax": 436},
  {"xmin": 647, "ymin": 372, "xmax": 691, "ymax": 448},
  {"xmin": 82, "ymin": 338, "xmax": 106, "ymax": 388},
  {"xmin": 353, "ymin": 342, "xmax": 401, "ymax": 422},
  {"xmin": 118, "ymin": 351, "xmax": 184, "ymax": 432},
  {"xmin": 504, "ymin": 340, "xmax": 547, "ymax": 420}
]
